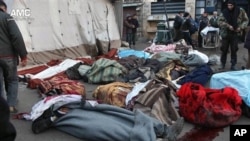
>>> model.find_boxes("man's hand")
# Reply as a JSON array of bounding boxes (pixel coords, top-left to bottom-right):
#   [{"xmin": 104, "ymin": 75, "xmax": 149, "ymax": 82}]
[
  {"xmin": 20, "ymin": 56, "xmax": 27, "ymax": 67},
  {"xmin": 21, "ymin": 59, "xmax": 27, "ymax": 67},
  {"xmin": 228, "ymin": 25, "xmax": 234, "ymax": 31},
  {"xmin": 236, "ymin": 27, "xmax": 241, "ymax": 32}
]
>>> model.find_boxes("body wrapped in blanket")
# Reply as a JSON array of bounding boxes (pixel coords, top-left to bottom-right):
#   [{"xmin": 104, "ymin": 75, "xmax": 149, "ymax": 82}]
[{"xmin": 31, "ymin": 98, "xmax": 184, "ymax": 141}]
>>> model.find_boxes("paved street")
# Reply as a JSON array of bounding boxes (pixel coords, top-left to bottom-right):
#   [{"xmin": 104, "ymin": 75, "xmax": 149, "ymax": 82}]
[{"xmin": 11, "ymin": 39, "xmax": 250, "ymax": 141}]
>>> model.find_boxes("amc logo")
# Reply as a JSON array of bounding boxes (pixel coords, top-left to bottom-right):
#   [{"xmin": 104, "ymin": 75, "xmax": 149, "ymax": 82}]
[{"xmin": 10, "ymin": 9, "xmax": 31, "ymax": 17}]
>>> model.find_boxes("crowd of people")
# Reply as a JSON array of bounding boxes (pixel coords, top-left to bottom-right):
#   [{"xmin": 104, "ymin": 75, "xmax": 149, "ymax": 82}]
[{"xmin": 172, "ymin": 0, "xmax": 249, "ymax": 71}]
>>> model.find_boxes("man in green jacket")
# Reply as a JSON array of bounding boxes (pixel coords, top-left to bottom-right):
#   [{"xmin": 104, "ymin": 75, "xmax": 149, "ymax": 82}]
[
  {"xmin": 217, "ymin": 0, "xmax": 249, "ymax": 70},
  {"xmin": 0, "ymin": 1, "xmax": 28, "ymax": 113}
]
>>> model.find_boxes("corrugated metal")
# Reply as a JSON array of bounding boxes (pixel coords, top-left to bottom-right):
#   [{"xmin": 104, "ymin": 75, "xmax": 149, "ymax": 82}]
[{"xmin": 151, "ymin": 1, "xmax": 185, "ymax": 15}]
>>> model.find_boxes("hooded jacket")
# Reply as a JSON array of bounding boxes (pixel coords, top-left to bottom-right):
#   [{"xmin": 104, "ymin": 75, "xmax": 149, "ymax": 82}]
[{"xmin": 218, "ymin": 1, "xmax": 249, "ymax": 38}]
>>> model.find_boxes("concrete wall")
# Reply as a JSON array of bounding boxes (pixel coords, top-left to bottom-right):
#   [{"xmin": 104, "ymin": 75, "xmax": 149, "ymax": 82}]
[{"xmin": 185, "ymin": 0, "xmax": 196, "ymax": 18}]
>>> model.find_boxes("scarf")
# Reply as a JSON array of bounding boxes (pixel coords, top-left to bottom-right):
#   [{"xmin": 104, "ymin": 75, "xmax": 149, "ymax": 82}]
[{"xmin": 222, "ymin": 4, "xmax": 240, "ymax": 29}]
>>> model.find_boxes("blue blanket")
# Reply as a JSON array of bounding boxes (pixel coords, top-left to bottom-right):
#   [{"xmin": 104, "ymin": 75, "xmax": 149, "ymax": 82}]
[{"xmin": 210, "ymin": 70, "xmax": 250, "ymax": 107}]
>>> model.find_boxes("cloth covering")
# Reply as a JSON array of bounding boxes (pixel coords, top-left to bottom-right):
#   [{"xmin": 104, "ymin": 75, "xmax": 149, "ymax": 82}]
[
  {"xmin": 118, "ymin": 49, "xmax": 151, "ymax": 59},
  {"xmin": 200, "ymin": 26, "xmax": 219, "ymax": 37},
  {"xmin": 93, "ymin": 82, "xmax": 133, "ymax": 107},
  {"xmin": 132, "ymin": 80, "xmax": 180, "ymax": 126},
  {"xmin": 210, "ymin": 70, "xmax": 250, "ymax": 107},
  {"xmin": 28, "ymin": 95, "xmax": 82, "ymax": 121},
  {"xmin": 177, "ymin": 82, "xmax": 242, "ymax": 127},
  {"xmin": 85, "ymin": 58, "xmax": 127, "ymax": 83},
  {"xmin": 54, "ymin": 102, "xmax": 167, "ymax": 141},
  {"xmin": 188, "ymin": 50, "xmax": 209, "ymax": 64},
  {"xmin": 177, "ymin": 64, "xmax": 213, "ymax": 86},
  {"xmin": 180, "ymin": 54, "xmax": 206, "ymax": 67}
]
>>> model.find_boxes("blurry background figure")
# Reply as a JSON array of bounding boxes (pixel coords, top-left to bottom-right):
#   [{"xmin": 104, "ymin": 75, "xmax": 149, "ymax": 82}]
[
  {"xmin": 209, "ymin": 11, "xmax": 219, "ymax": 43},
  {"xmin": 180, "ymin": 12, "xmax": 194, "ymax": 48},
  {"xmin": 244, "ymin": 29, "xmax": 250, "ymax": 69},
  {"xmin": 189, "ymin": 15, "xmax": 199, "ymax": 47},
  {"xmin": 198, "ymin": 11, "xmax": 209, "ymax": 48},
  {"xmin": 131, "ymin": 14, "xmax": 139, "ymax": 47},
  {"xmin": 173, "ymin": 11, "xmax": 184, "ymax": 42},
  {"xmin": 209, "ymin": 11, "xmax": 219, "ymax": 28},
  {"xmin": 124, "ymin": 14, "xmax": 134, "ymax": 48},
  {"xmin": 189, "ymin": 15, "xmax": 198, "ymax": 36}
]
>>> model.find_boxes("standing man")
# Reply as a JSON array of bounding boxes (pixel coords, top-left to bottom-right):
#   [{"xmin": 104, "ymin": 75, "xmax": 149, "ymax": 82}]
[
  {"xmin": 180, "ymin": 12, "xmax": 194, "ymax": 48},
  {"xmin": 209, "ymin": 11, "xmax": 219, "ymax": 28},
  {"xmin": 124, "ymin": 14, "xmax": 134, "ymax": 48},
  {"xmin": 218, "ymin": 0, "xmax": 249, "ymax": 70},
  {"xmin": 209, "ymin": 11, "xmax": 219, "ymax": 43},
  {"xmin": 131, "ymin": 14, "xmax": 139, "ymax": 47},
  {"xmin": 198, "ymin": 11, "xmax": 209, "ymax": 48},
  {"xmin": 173, "ymin": 11, "xmax": 184, "ymax": 42},
  {"xmin": 0, "ymin": 1, "xmax": 28, "ymax": 113}
]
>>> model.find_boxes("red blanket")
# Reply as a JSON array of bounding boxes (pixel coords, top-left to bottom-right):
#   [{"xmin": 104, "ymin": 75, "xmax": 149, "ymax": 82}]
[{"xmin": 177, "ymin": 82, "xmax": 242, "ymax": 127}]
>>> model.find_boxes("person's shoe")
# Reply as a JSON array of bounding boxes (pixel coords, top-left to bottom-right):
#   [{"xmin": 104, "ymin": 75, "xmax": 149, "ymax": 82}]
[
  {"xmin": 32, "ymin": 118, "xmax": 53, "ymax": 134},
  {"xmin": 9, "ymin": 106, "xmax": 18, "ymax": 114},
  {"xmin": 231, "ymin": 65, "xmax": 237, "ymax": 71},
  {"xmin": 219, "ymin": 64, "xmax": 225, "ymax": 70},
  {"xmin": 163, "ymin": 117, "xmax": 184, "ymax": 141}
]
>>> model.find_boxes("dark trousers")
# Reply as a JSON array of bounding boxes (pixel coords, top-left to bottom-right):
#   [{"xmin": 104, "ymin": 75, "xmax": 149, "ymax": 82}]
[
  {"xmin": 0, "ymin": 96, "xmax": 17, "ymax": 141},
  {"xmin": 220, "ymin": 34, "xmax": 238, "ymax": 66},
  {"xmin": 126, "ymin": 33, "xmax": 133, "ymax": 46},
  {"xmin": 131, "ymin": 32, "xmax": 137, "ymax": 45},
  {"xmin": 182, "ymin": 31, "xmax": 193, "ymax": 47},
  {"xmin": 0, "ymin": 58, "xmax": 18, "ymax": 107},
  {"xmin": 247, "ymin": 49, "xmax": 250, "ymax": 69},
  {"xmin": 173, "ymin": 28, "xmax": 183, "ymax": 42},
  {"xmin": 198, "ymin": 26, "xmax": 206, "ymax": 47}
]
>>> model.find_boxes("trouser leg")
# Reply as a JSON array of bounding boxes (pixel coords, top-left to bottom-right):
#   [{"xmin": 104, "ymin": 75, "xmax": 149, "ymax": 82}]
[
  {"xmin": 230, "ymin": 34, "xmax": 238, "ymax": 66},
  {"xmin": 4, "ymin": 58, "xmax": 18, "ymax": 107},
  {"xmin": 220, "ymin": 38, "xmax": 230, "ymax": 65}
]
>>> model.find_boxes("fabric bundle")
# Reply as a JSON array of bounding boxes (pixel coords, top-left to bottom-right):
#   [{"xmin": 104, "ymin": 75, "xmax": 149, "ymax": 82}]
[{"xmin": 177, "ymin": 82, "xmax": 242, "ymax": 127}]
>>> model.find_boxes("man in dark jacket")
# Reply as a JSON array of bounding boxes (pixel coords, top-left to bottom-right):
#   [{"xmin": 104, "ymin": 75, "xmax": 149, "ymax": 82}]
[
  {"xmin": 0, "ymin": 1, "xmax": 28, "ymax": 113},
  {"xmin": 131, "ymin": 14, "xmax": 139, "ymax": 47},
  {"xmin": 124, "ymin": 14, "xmax": 134, "ymax": 48},
  {"xmin": 218, "ymin": 0, "xmax": 249, "ymax": 70},
  {"xmin": 198, "ymin": 11, "xmax": 209, "ymax": 48},
  {"xmin": 173, "ymin": 11, "xmax": 184, "ymax": 42},
  {"xmin": 180, "ymin": 12, "xmax": 194, "ymax": 48}
]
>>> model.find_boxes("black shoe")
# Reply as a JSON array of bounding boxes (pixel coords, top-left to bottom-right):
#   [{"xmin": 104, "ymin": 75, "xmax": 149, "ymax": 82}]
[
  {"xmin": 32, "ymin": 118, "xmax": 53, "ymax": 134},
  {"xmin": 231, "ymin": 65, "xmax": 237, "ymax": 71},
  {"xmin": 219, "ymin": 64, "xmax": 225, "ymax": 70}
]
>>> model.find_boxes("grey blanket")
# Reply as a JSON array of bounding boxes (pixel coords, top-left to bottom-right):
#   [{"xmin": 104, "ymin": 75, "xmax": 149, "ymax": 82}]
[{"xmin": 54, "ymin": 102, "xmax": 166, "ymax": 141}]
